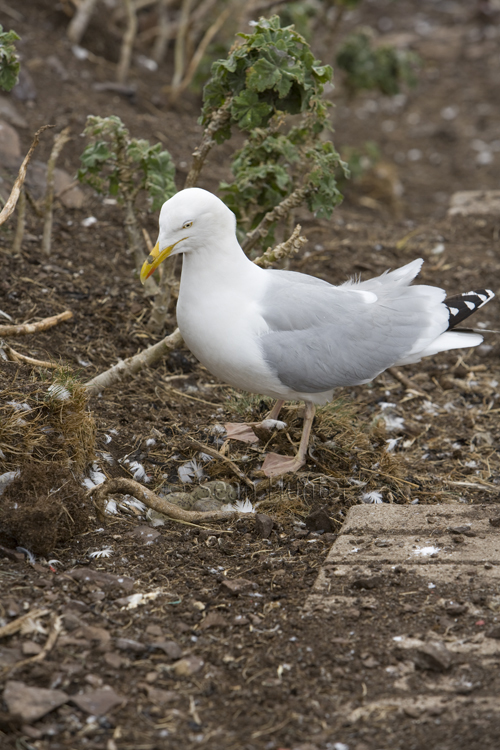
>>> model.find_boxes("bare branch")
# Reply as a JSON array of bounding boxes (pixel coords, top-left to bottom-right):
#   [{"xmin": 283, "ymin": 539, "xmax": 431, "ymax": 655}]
[
  {"xmin": 172, "ymin": 0, "xmax": 195, "ymax": 89},
  {"xmin": 254, "ymin": 224, "xmax": 308, "ymax": 268},
  {"xmin": 84, "ymin": 327, "xmax": 183, "ymax": 395},
  {"xmin": 12, "ymin": 187, "xmax": 25, "ymax": 254},
  {"xmin": 42, "ymin": 127, "xmax": 71, "ymax": 256},
  {"xmin": 184, "ymin": 98, "xmax": 232, "ymax": 188},
  {"xmin": 2, "ymin": 345, "xmax": 59, "ymax": 369},
  {"xmin": 170, "ymin": 2, "xmax": 234, "ymax": 102},
  {"xmin": 91, "ymin": 477, "xmax": 243, "ymax": 523},
  {"xmin": 0, "ymin": 310, "xmax": 73, "ymax": 337},
  {"xmin": 0, "ymin": 125, "xmax": 54, "ymax": 227},
  {"xmin": 67, "ymin": 0, "xmax": 99, "ymax": 44},
  {"xmin": 241, "ymin": 187, "xmax": 308, "ymax": 254},
  {"xmin": 117, "ymin": 0, "xmax": 138, "ymax": 84}
]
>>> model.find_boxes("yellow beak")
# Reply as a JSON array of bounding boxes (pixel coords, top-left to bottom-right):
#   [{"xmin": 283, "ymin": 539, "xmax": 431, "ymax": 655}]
[{"xmin": 140, "ymin": 239, "xmax": 184, "ymax": 284}]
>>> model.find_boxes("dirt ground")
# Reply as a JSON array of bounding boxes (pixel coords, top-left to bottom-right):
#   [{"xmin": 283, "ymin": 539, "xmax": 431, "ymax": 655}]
[{"xmin": 1, "ymin": 1, "xmax": 500, "ymax": 748}]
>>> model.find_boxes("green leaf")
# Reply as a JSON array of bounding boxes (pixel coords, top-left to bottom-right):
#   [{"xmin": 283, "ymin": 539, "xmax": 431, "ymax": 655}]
[
  {"xmin": 0, "ymin": 25, "xmax": 20, "ymax": 91},
  {"xmin": 232, "ymin": 90, "xmax": 273, "ymax": 130}
]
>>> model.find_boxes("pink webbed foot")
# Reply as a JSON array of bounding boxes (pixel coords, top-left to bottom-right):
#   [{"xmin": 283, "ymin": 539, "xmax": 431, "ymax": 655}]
[
  {"xmin": 224, "ymin": 423, "xmax": 259, "ymax": 444},
  {"xmin": 261, "ymin": 452, "xmax": 305, "ymax": 477}
]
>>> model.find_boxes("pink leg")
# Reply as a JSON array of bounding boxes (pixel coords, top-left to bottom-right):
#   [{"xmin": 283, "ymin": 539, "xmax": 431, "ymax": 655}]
[
  {"xmin": 224, "ymin": 399, "xmax": 285, "ymax": 444},
  {"xmin": 261, "ymin": 401, "xmax": 316, "ymax": 477}
]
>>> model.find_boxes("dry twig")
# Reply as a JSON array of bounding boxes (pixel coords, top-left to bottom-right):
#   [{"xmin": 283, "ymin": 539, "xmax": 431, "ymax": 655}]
[
  {"xmin": 90, "ymin": 476, "xmax": 244, "ymax": 522},
  {"xmin": 117, "ymin": 0, "xmax": 138, "ymax": 84},
  {"xmin": 242, "ymin": 187, "xmax": 308, "ymax": 254},
  {"xmin": 84, "ymin": 327, "xmax": 183, "ymax": 394},
  {"xmin": 2, "ymin": 344, "xmax": 58, "ymax": 369},
  {"xmin": 0, "ymin": 310, "xmax": 73, "ymax": 337},
  {"xmin": 0, "ymin": 125, "xmax": 54, "ymax": 227},
  {"xmin": 254, "ymin": 224, "xmax": 308, "ymax": 268},
  {"xmin": 170, "ymin": 2, "xmax": 234, "ymax": 102},
  {"xmin": 186, "ymin": 435, "xmax": 255, "ymax": 490},
  {"xmin": 42, "ymin": 127, "xmax": 71, "ymax": 256},
  {"xmin": 0, "ymin": 609, "xmax": 50, "ymax": 640},
  {"xmin": 184, "ymin": 98, "xmax": 232, "ymax": 188},
  {"xmin": 67, "ymin": 0, "xmax": 99, "ymax": 44},
  {"xmin": 4, "ymin": 615, "xmax": 63, "ymax": 676}
]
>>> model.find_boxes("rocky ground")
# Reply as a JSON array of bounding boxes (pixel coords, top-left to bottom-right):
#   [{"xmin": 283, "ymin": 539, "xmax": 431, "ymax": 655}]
[{"xmin": 1, "ymin": 1, "xmax": 500, "ymax": 749}]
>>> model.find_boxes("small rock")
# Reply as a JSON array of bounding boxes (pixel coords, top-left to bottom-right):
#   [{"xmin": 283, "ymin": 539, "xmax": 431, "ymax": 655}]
[
  {"xmin": 68, "ymin": 568, "xmax": 135, "ymax": 592},
  {"xmin": 104, "ymin": 652, "xmax": 125, "ymax": 669},
  {"xmin": 115, "ymin": 637, "xmax": 146, "ymax": 654},
  {"xmin": 255, "ymin": 513, "xmax": 274, "ymax": 539},
  {"xmin": 362, "ymin": 656, "xmax": 379, "ymax": 668},
  {"xmin": 3, "ymin": 681, "xmax": 68, "ymax": 723},
  {"xmin": 21, "ymin": 641, "xmax": 42, "ymax": 656},
  {"xmin": 448, "ymin": 190, "xmax": 500, "ymax": 217},
  {"xmin": 403, "ymin": 705, "xmax": 422, "ymax": 719},
  {"xmin": 305, "ymin": 508, "xmax": 334, "ymax": 533},
  {"xmin": 220, "ymin": 578, "xmax": 255, "ymax": 596},
  {"xmin": 415, "ymin": 641, "xmax": 453, "ymax": 671},
  {"xmin": 151, "ymin": 640, "xmax": 182, "ymax": 660},
  {"xmin": 172, "ymin": 655, "xmax": 204, "ymax": 677},
  {"xmin": 486, "ymin": 626, "xmax": 500, "ymax": 639},
  {"xmin": 71, "ymin": 686, "xmax": 125, "ymax": 715},
  {"xmin": 145, "ymin": 624, "xmax": 163, "ymax": 637},
  {"xmin": 234, "ymin": 615, "xmax": 249, "ymax": 626},
  {"xmin": 144, "ymin": 686, "xmax": 179, "ymax": 705},
  {"xmin": 198, "ymin": 611, "xmax": 228, "ymax": 630},
  {"xmin": 74, "ymin": 626, "xmax": 111, "ymax": 653},
  {"xmin": 351, "ymin": 576, "xmax": 383, "ymax": 590}
]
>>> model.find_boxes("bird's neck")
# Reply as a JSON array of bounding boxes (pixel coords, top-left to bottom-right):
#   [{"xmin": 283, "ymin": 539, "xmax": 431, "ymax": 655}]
[{"xmin": 180, "ymin": 238, "xmax": 261, "ymax": 290}]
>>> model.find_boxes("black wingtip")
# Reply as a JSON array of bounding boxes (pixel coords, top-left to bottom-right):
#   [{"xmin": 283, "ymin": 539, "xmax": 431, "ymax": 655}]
[{"xmin": 445, "ymin": 289, "xmax": 495, "ymax": 330}]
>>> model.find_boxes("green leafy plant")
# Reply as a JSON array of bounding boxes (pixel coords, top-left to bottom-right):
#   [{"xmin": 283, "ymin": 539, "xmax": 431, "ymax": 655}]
[
  {"xmin": 78, "ymin": 115, "xmax": 176, "ymax": 268},
  {"xmin": 0, "ymin": 25, "xmax": 20, "ymax": 92},
  {"xmin": 201, "ymin": 15, "xmax": 332, "ymax": 142},
  {"xmin": 336, "ymin": 29, "xmax": 419, "ymax": 96},
  {"xmin": 78, "ymin": 116, "xmax": 177, "ymax": 332},
  {"xmin": 190, "ymin": 16, "xmax": 347, "ymax": 252},
  {"xmin": 78, "ymin": 116, "xmax": 176, "ymax": 214}
]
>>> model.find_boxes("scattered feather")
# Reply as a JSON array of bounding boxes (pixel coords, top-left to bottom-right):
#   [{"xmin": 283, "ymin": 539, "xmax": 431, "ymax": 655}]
[
  {"xmin": 385, "ymin": 437, "xmax": 402, "ymax": 452},
  {"xmin": 178, "ymin": 459, "xmax": 206, "ymax": 484},
  {"xmin": 221, "ymin": 498, "xmax": 256, "ymax": 513},
  {"xmin": 361, "ymin": 490, "xmax": 384, "ymax": 504},
  {"xmin": 0, "ymin": 469, "xmax": 20, "ymax": 495},
  {"xmin": 16, "ymin": 547, "xmax": 36, "ymax": 565},
  {"xmin": 89, "ymin": 547, "xmax": 114, "ymax": 559},
  {"xmin": 47, "ymin": 383, "xmax": 71, "ymax": 401},
  {"xmin": 382, "ymin": 414, "xmax": 405, "ymax": 432}
]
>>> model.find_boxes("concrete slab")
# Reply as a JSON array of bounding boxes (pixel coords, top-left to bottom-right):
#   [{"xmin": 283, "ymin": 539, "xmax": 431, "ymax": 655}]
[{"xmin": 304, "ymin": 503, "xmax": 500, "ymax": 729}]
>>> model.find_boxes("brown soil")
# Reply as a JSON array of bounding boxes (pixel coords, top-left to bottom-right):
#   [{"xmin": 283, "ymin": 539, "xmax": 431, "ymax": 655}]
[{"xmin": 1, "ymin": 1, "xmax": 500, "ymax": 749}]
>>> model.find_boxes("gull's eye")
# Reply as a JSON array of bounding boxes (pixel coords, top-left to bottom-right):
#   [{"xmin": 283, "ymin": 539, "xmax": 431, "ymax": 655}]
[{"xmin": 182, "ymin": 220, "xmax": 193, "ymax": 229}]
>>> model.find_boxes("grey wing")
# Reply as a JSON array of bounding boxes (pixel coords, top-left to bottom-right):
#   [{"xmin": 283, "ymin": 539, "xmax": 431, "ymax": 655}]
[{"xmin": 259, "ymin": 261, "xmax": 448, "ymax": 393}]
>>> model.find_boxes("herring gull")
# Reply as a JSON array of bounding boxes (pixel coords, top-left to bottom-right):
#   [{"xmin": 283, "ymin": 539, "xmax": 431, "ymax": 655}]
[{"xmin": 140, "ymin": 188, "xmax": 494, "ymax": 477}]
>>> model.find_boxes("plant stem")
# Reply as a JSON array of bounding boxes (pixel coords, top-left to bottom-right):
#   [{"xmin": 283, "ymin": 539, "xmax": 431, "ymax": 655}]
[
  {"xmin": 12, "ymin": 187, "xmax": 25, "ymax": 254},
  {"xmin": 242, "ymin": 187, "xmax": 308, "ymax": 255},
  {"xmin": 42, "ymin": 127, "xmax": 71, "ymax": 256},
  {"xmin": 184, "ymin": 98, "xmax": 232, "ymax": 188},
  {"xmin": 117, "ymin": 0, "xmax": 137, "ymax": 84},
  {"xmin": 172, "ymin": 0, "xmax": 195, "ymax": 89}
]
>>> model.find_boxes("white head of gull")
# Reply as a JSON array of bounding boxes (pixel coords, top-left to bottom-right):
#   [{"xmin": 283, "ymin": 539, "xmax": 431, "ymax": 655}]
[{"xmin": 141, "ymin": 187, "xmax": 494, "ymax": 477}]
